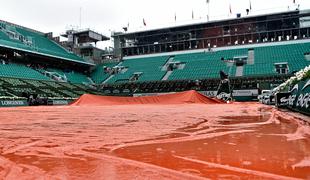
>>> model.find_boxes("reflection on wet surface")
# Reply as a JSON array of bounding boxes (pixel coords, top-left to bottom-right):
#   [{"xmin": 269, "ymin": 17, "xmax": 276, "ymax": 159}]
[{"xmin": 0, "ymin": 103, "xmax": 309, "ymax": 179}]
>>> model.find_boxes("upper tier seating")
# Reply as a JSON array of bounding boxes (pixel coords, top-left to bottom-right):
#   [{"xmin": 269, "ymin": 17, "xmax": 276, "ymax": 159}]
[{"xmin": 0, "ymin": 21, "xmax": 86, "ymax": 63}]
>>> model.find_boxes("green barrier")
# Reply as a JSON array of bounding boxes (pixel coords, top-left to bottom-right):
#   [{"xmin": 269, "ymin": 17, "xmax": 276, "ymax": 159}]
[
  {"xmin": 287, "ymin": 79, "xmax": 310, "ymax": 115},
  {"xmin": 47, "ymin": 99, "xmax": 73, "ymax": 105}
]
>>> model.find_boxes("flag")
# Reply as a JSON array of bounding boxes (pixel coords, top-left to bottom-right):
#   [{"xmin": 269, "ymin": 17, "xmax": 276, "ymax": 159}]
[
  {"xmin": 249, "ymin": 0, "xmax": 252, "ymax": 10},
  {"xmin": 143, "ymin": 18, "xmax": 146, "ymax": 26},
  {"xmin": 192, "ymin": 10, "xmax": 194, "ymax": 19},
  {"xmin": 229, "ymin": 4, "xmax": 232, "ymax": 14}
]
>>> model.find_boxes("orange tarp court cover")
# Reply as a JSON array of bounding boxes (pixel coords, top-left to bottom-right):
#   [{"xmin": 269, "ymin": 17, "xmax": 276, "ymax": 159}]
[
  {"xmin": 71, "ymin": 90, "xmax": 223, "ymax": 106},
  {"xmin": 1, "ymin": 90, "xmax": 310, "ymax": 179}
]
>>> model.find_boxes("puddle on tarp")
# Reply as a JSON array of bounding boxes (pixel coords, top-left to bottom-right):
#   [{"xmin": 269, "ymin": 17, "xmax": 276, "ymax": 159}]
[{"xmin": 0, "ymin": 103, "xmax": 309, "ymax": 179}]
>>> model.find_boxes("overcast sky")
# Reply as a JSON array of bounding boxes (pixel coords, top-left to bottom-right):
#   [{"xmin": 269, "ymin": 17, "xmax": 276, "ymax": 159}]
[{"xmin": 0, "ymin": 0, "xmax": 309, "ymax": 48}]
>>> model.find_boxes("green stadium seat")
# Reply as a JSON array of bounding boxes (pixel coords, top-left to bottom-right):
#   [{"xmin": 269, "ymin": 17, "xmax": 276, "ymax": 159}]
[
  {"xmin": 91, "ymin": 62, "xmax": 118, "ymax": 84},
  {"xmin": 0, "ymin": 21, "xmax": 88, "ymax": 64},
  {"xmin": 168, "ymin": 49, "xmax": 247, "ymax": 80},
  {"xmin": 0, "ymin": 63, "xmax": 50, "ymax": 80},
  {"xmin": 46, "ymin": 68, "xmax": 92, "ymax": 84},
  {"xmin": 244, "ymin": 43, "xmax": 310, "ymax": 76},
  {"xmin": 102, "ymin": 42, "xmax": 310, "ymax": 83},
  {"xmin": 107, "ymin": 56, "xmax": 169, "ymax": 83}
]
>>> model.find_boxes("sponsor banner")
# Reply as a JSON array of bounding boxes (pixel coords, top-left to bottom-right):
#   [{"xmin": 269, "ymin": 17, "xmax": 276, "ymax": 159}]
[
  {"xmin": 200, "ymin": 91, "xmax": 217, "ymax": 97},
  {"xmin": 275, "ymin": 92, "xmax": 290, "ymax": 107},
  {"xmin": 201, "ymin": 90, "xmax": 258, "ymax": 98},
  {"xmin": 133, "ymin": 92, "xmax": 175, "ymax": 97},
  {"xmin": 135, "ymin": 91, "xmax": 218, "ymax": 98},
  {"xmin": 47, "ymin": 100, "xmax": 70, "ymax": 105},
  {"xmin": 287, "ymin": 79, "xmax": 310, "ymax": 115},
  {"xmin": 0, "ymin": 100, "xmax": 28, "ymax": 107},
  {"xmin": 134, "ymin": 89, "xmax": 259, "ymax": 101},
  {"xmin": 232, "ymin": 89, "xmax": 258, "ymax": 97}
]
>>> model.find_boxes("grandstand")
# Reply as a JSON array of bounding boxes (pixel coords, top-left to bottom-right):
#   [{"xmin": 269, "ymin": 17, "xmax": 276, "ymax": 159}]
[
  {"xmin": 0, "ymin": 20, "xmax": 91, "ymax": 64},
  {"xmin": 103, "ymin": 9, "xmax": 310, "ymax": 99},
  {"xmin": 98, "ymin": 40, "xmax": 309, "ymax": 98},
  {"xmin": 0, "ymin": 62, "xmax": 50, "ymax": 80},
  {"xmin": 106, "ymin": 56, "xmax": 169, "ymax": 83},
  {"xmin": 0, "ymin": 61, "xmax": 98, "ymax": 101},
  {"xmin": 0, "ymin": 9, "xmax": 310, "ymax": 104},
  {"xmin": 0, "ymin": 20, "xmax": 103, "ymax": 106},
  {"xmin": 91, "ymin": 62, "xmax": 120, "ymax": 84}
]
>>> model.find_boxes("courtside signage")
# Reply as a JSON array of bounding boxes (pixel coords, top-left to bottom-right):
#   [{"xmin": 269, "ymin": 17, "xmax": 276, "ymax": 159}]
[
  {"xmin": 286, "ymin": 79, "xmax": 310, "ymax": 114},
  {"xmin": 0, "ymin": 100, "xmax": 28, "ymax": 107}
]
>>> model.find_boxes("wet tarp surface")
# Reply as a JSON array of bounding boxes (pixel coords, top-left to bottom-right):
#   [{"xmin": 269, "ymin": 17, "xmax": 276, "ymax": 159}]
[
  {"xmin": 0, "ymin": 91, "xmax": 310, "ymax": 179},
  {"xmin": 71, "ymin": 90, "xmax": 223, "ymax": 106}
]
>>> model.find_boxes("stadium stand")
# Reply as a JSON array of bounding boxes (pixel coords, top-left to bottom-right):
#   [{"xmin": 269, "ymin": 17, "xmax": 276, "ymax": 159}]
[
  {"xmin": 168, "ymin": 43, "xmax": 310, "ymax": 80},
  {"xmin": 102, "ymin": 42, "xmax": 310, "ymax": 84},
  {"xmin": 168, "ymin": 51, "xmax": 237, "ymax": 80},
  {"xmin": 91, "ymin": 62, "xmax": 119, "ymax": 84},
  {"xmin": 0, "ymin": 62, "xmax": 50, "ymax": 80},
  {"xmin": 45, "ymin": 68, "xmax": 92, "ymax": 84},
  {"xmin": 0, "ymin": 20, "xmax": 99, "ymax": 101},
  {"xmin": 0, "ymin": 74, "xmax": 100, "ymax": 99},
  {"xmin": 0, "ymin": 39, "xmax": 308, "ymax": 100},
  {"xmin": 65, "ymin": 71, "xmax": 92, "ymax": 84},
  {"xmin": 0, "ymin": 21, "xmax": 90, "ymax": 64},
  {"xmin": 106, "ymin": 56, "xmax": 169, "ymax": 83},
  {"xmin": 244, "ymin": 43, "xmax": 310, "ymax": 76},
  {"xmin": 0, "ymin": 9, "xmax": 310, "ymax": 103}
]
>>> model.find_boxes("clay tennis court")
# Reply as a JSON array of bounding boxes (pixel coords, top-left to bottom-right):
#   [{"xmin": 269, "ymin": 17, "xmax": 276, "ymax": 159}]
[{"xmin": 0, "ymin": 91, "xmax": 310, "ymax": 179}]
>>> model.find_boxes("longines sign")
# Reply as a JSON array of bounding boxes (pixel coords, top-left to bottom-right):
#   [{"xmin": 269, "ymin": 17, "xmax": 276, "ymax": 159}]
[
  {"xmin": 285, "ymin": 79, "xmax": 310, "ymax": 114},
  {"xmin": 0, "ymin": 100, "xmax": 28, "ymax": 107}
]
